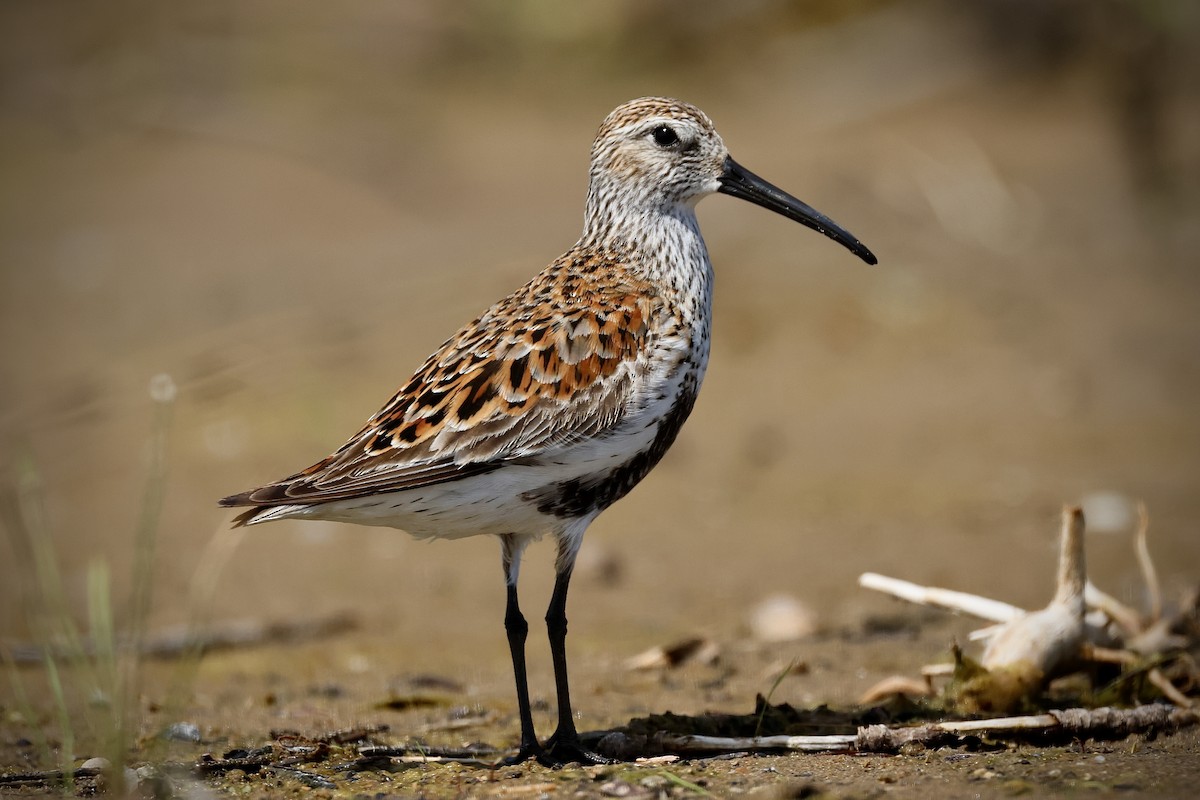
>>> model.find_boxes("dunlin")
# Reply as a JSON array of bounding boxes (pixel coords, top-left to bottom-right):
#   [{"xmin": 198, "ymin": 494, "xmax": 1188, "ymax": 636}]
[{"xmin": 221, "ymin": 97, "xmax": 876, "ymax": 765}]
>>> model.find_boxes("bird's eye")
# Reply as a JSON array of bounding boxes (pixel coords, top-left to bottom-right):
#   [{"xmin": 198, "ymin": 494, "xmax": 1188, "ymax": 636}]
[{"xmin": 650, "ymin": 125, "xmax": 680, "ymax": 148}]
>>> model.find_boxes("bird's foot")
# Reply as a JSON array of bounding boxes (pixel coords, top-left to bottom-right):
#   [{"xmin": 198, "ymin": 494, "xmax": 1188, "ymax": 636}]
[
  {"xmin": 497, "ymin": 733, "xmax": 614, "ymax": 768},
  {"xmin": 539, "ymin": 730, "xmax": 616, "ymax": 766},
  {"xmin": 499, "ymin": 740, "xmax": 545, "ymax": 767}
]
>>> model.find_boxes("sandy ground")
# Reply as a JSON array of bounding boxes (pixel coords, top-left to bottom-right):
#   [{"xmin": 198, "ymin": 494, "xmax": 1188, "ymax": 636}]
[{"xmin": 2, "ymin": 3, "xmax": 1199, "ymax": 797}]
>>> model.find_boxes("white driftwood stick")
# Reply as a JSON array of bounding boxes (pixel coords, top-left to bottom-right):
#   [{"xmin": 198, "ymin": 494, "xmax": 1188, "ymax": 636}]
[
  {"xmin": 968, "ymin": 622, "xmax": 1004, "ymax": 642},
  {"xmin": 858, "ymin": 572, "xmax": 1025, "ymax": 622},
  {"xmin": 981, "ymin": 506, "xmax": 1087, "ymax": 674},
  {"xmin": 1085, "ymin": 581, "xmax": 1142, "ymax": 636},
  {"xmin": 936, "ymin": 714, "xmax": 1056, "ymax": 732},
  {"xmin": 854, "ymin": 705, "xmax": 1199, "ymax": 753},
  {"xmin": 660, "ymin": 733, "xmax": 858, "ymax": 754},
  {"xmin": 1134, "ymin": 502, "xmax": 1162, "ymax": 622},
  {"xmin": 1148, "ymin": 668, "xmax": 1196, "ymax": 709},
  {"xmin": 594, "ymin": 705, "xmax": 1200, "ymax": 759},
  {"xmin": 921, "ymin": 663, "xmax": 955, "ymax": 678},
  {"xmin": 663, "ymin": 718, "xmax": 1059, "ymax": 754}
]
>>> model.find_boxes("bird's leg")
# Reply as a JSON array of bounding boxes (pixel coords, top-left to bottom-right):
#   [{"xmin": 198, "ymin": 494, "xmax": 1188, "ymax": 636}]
[
  {"xmin": 541, "ymin": 538, "xmax": 615, "ymax": 766},
  {"xmin": 499, "ymin": 535, "xmax": 543, "ymax": 765}
]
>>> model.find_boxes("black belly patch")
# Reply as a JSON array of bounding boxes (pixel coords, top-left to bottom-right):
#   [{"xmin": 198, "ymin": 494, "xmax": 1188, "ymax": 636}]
[{"xmin": 523, "ymin": 388, "xmax": 699, "ymax": 519}]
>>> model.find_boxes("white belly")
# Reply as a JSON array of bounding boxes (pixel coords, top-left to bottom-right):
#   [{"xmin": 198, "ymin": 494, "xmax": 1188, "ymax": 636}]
[
  {"xmin": 276, "ymin": 321, "xmax": 709, "ymax": 540},
  {"xmin": 288, "ymin": 389, "xmax": 678, "ymax": 539}
]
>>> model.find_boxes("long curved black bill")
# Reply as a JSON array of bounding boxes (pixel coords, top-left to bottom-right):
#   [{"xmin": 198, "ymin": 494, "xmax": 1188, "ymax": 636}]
[{"xmin": 718, "ymin": 156, "xmax": 877, "ymax": 265}]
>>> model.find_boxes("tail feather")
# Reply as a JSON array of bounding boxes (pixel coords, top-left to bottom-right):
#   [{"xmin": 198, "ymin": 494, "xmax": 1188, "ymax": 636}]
[
  {"xmin": 221, "ymin": 489, "xmax": 311, "ymax": 528},
  {"xmin": 230, "ymin": 507, "xmax": 261, "ymax": 528},
  {"xmin": 226, "ymin": 503, "xmax": 311, "ymax": 527}
]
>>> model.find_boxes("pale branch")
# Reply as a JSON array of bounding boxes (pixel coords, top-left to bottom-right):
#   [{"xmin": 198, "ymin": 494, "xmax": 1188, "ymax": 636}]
[
  {"xmin": 855, "ymin": 705, "xmax": 1198, "ymax": 753},
  {"xmin": 1085, "ymin": 582, "xmax": 1143, "ymax": 638},
  {"xmin": 857, "ymin": 573, "xmax": 1025, "ymax": 622},
  {"xmin": 1148, "ymin": 668, "xmax": 1196, "ymax": 710},
  {"xmin": 1134, "ymin": 501, "xmax": 1162, "ymax": 623},
  {"xmin": 980, "ymin": 506, "xmax": 1086, "ymax": 677},
  {"xmin": 859, "ymin": 504, "xmax": 1197, "ymax": 711},
  {"xmin": 591, "ymin": 705, "xmax": 1198, "ymax": 759}
]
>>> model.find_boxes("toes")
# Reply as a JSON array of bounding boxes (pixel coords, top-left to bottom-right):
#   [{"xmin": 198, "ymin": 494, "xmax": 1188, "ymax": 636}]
[
  {"xmin": 498, "ymin": 735, "xmax": 616, "ymax": 767},
  {"xmin": 499, "ymin": 745, "xmax": 544, "ymax": 766},
  {"xmin": 543, "ymin": 740, "xmax": 616, "ymax": 766}
]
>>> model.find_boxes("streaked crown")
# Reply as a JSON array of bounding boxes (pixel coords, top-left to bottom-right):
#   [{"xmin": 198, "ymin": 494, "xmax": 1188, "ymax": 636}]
[{"xmin": 586, "ymin": 97, "xmax": 729, "ymax": 225}]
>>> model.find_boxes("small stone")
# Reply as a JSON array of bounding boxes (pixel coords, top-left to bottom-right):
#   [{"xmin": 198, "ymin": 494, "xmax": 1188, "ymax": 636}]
[
  {"xmin": 149, "ymin": 373, "xmax": 177, "ymax": 404},
  {"xmin": 625, "ymin": 637, "xmax": 719, "ymax": 670},
  {"xmin": 80, "ymin": 757, "xmax": 110, "ymax": 771},
  {"xmin": 600, "ymin": 779, "xmax": 635, "ymax": 796},
  {"xmin": 162, "ymin": 721, "xmax": 202, "ymax": 742},
  {"xmin": 748, "ymin": 595, "xmax": 817, "ymax": 642},
  {"xmin": 123, "ymin": 767, "xmax": 140, "ymax": 791},
  {"xmin": 1001, "ymin": 779, "xmax": 1034, "ymax": 796},
  {"xmin": 639, "ymin": 774, "xmax": 667, "ymax": 789}
]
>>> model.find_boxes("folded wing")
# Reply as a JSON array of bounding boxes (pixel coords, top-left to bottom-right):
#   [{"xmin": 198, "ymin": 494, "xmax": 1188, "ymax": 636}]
[{"xmin": 220, "ymin": 257, "xmax": 659, "ymax": 514}]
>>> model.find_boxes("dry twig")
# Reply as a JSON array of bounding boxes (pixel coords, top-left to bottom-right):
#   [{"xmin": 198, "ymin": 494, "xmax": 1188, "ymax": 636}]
[{"xmin": 591, "ymin": 704, "xmax": 1198, "ymax": 759}]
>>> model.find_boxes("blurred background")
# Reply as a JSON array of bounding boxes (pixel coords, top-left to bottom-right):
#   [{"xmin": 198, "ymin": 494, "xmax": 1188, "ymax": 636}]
[{"xmin": 2, "ymin": 0, "xmax": 1198, "ymax": 700}]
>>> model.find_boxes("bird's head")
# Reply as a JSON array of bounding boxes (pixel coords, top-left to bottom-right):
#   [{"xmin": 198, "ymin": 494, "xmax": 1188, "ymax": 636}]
[{"xmin": 587, "ymin": 97, "xmax": 876, "ymax": 265}]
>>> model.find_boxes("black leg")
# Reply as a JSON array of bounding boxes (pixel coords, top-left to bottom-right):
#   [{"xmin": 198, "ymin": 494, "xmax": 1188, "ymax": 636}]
[
  {"xmin": 542, "ymin": 558, "xmax": 614, "ymax": 766},
  {"xmin": 499, "ymin": 535, "xmax": 543, "ymax": 764}
]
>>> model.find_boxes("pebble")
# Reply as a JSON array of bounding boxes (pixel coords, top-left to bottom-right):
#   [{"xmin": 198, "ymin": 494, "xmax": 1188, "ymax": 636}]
[
  {"xmin": 600, "ymin": 779, "xmax": 636, "ymax": 797},
  {"xmin": 162, "ymin": 721, "xmax": 202, "ymax": 742},
  {"xmin": 748, "ymin": 594, "xmax": 818, "ymax": 642}
]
